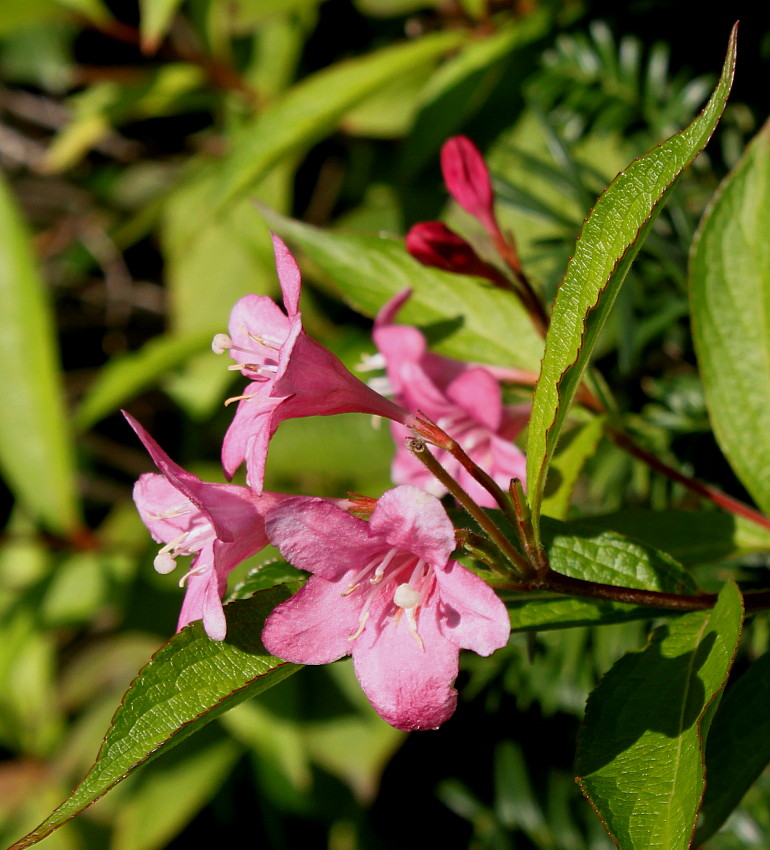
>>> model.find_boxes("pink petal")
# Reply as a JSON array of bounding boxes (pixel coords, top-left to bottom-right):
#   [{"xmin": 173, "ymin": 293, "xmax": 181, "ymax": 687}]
[
  {"xmin": 177, "ymin": 563, "xmax": 227, "ymax": 641},
  {"xmin": 445, "ymin": 368, "xmax": 503, "ymax": 431},
  {"xmin": 221, "ymin": 389, "xmax": 283, "ymax": 487},
  {"xmin": 266, "ymin": 498, "xmax": 383, "ymax": 581},
  {"xmin": 433, "ymin": 560, "xmax": 510, "ymax": 656},
  {"xmin": 228, "ymin": 293, "xmax": 290, "ymax": 366},
  {"xmin": 262, "ymin": 576, "xmax": 363, "ymax": 664},
  {"xmin": 353, "ymin": 586, "xmax": 459, "ymax": 730},
  {"xmin": 133, "ymin": 473, "xmax": 199, "ymax": 544},
  {"xmin": 271, "ymin": 233, "xmax": 301, "ymax": 317},
  {"xmin": 369, "ymin": 486, "xmax": 455, "ymax": 569},
  {"xmin": 374, "ymin": 289, "xmax": 413, "ymax": 329}
]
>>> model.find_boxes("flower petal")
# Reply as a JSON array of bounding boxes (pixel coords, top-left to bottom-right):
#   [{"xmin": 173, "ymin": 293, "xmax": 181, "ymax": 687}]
[
  {"xmin": 446, "ymin": 368, "xmax": 503, "ymax": 431},
  {"xmin": 262, "ymin": 577, "xmax": 362, "ymax": 664},
  {"xmin": 271, "ymin": 233, "xmax": 301, "ymax": 316},
  {"xmin": 434, "ymin": 560, "xmax": 510, "ymax": 656},
  {"xmin": 353, "ymin": 586, "xmax": 459, "ymax": 730},
  {"xmin": 177, "ymin": 561, "xmax": 227, "ymax": 641},
  {"xmin": 266, "ymin": 497, "xmax": 383, "ymax": 581},
  {"xmin": 369, "ymin": 485, "xmax": 455, "ymax": 568},
  {"xmin": 133, "ymin": 473, "xmax": 199, "ymax": 544}
]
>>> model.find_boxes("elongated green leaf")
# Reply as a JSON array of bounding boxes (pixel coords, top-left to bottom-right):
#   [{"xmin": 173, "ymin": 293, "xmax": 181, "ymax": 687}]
[
  {"xmin": 262, "ymin": 212, "xmax": 544, "ymax": 371},
  {"xmin": 138, "ymin": 0, "xmax": 184, "ymax": 53},
  {"xmin": 9, "ymin": 588, "xmax": 300, "ymax": 850},
  {"xmin": 540, "ymin": 415, "xmax": 604, "ymax": 520},
  {"xmin": 526, "ymin": 27, "xmax": 737, "ymax": 537},
  {"xmin": 575, "ymin": 581, "xmax": 743, "ymax": 850},
  {"xmin": 215, "ymin": 30, "xmax": 465, "ymax": 211},
  {"xmin": 112, "ymin": 728, "xmax": 241, "ymax": 850},
  {"xmin": 690, "ymin": 118, "xmax": 770, "ymax": 515},
  {"xmin": 0, "ymin": 173, "xmax": 80, "ymax": 535},
  {"xmin": 695, "ymin": 650, "xmax": 770, "ymax": 844},
  {"xmin": 73, "ymin": 330, "xmax": 214, "ymax": 432}
]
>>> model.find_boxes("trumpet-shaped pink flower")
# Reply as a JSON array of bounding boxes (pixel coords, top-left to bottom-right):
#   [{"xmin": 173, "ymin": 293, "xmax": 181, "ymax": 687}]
[
  {"xmin": 215, "ymin": 234, "xmax": 410, "ymax": 490},
  {"xmin": 126, "ymin": 412, "xmax": 284, "ymax": 641},
  {"xmin": 262, "ymin": 485, "xmax": 510, "ymax": 730},
  {"xmin": 373, "ymin": 291, "xmax": 529, "ymax": 508}
]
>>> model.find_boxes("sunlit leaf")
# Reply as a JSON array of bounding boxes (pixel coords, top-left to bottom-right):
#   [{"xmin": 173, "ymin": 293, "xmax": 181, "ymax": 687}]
[
  {"xmin": 0, "ymin": 173, "xmax": 81, "ymax": 534},
  {"xmin": 138, "ymin": 0, "xmax": 184, "ymax": 53},
  {"xmin": 690, "ymin": 118, "xmax": 770, "ymax": 514},
  {"xmin": 214, "ymin": 30, "xmax": 465, "ymax": 210},
  {"xmin": 525, "ymin": 27, "xmax": 737, "ymax": 540},
  {"xmin": 9, "ymin": 588, "xmax": 300, "ymax": 850},
  {"xmin": 695, "ymin": 650, "xmax": 770, "ymax": 844},
  {"xmin": 262, "ymin": 211, "xmax": 544, "ymax": 372},
  {"xmin": 575, "ymin": 581, "xmax": 743, "ymax": 850}
]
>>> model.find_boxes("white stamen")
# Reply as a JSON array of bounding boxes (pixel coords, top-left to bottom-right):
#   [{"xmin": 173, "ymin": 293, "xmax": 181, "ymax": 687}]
[
  {"xmin": 247, "ymin": 331, "xmax": 283, "ymax": 351},
  {"xmin": 224, "ymin": 391, "xmax": 258, "ymax": 407},
  {"xmin": 394, "ymin": 583, "xmax": 421, "ymax": 609},
  {"xmin": 212, "ymin": 334, "xmax": 232, "ymax": 354},
  {"xmin": 367, "ymin": 376, "xmax": 394, "ymax": 396},
  {"xmin": 356, "ymin": 352, "xmax": 387, "ymax": 372},
  {"xmin": 154, "ymin": 552, "xmax": 177, "ymax": 574},
  {"xmin": 149, "ymin": 504, "xmax": 190, "ymax": 520},
  {"xmin": 178, "ymin": 563, "xmax": 209, "ymax": 587}
]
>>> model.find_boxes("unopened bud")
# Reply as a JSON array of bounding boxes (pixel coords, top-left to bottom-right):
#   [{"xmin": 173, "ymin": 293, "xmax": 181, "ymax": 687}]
[
  {"xmin": 406, "ymin": 222, "xmax": 497, "ymax": 279},
  {"xmin": 440, "ymin": 136, "xmax": 499, "ymax": 237}
]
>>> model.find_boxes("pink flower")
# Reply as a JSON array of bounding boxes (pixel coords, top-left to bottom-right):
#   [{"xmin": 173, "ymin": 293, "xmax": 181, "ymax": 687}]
[
  {"xmin": 440, "ymin": 136, "xmax": 501, "ymax": 239},
  {"xmin": 215, "ymin": 233, "xmax": 410, "ymax": 490},
  {"xmin": 261, "ymin": 485, "xmax": 510, "ymax": 730},
  {"xmin": 373, "ymin": 291, "xmax": 529, "ymax": 508},
  {"xmin": 126, "ymin": 412, "xmax": 284, "ymax": 641}
]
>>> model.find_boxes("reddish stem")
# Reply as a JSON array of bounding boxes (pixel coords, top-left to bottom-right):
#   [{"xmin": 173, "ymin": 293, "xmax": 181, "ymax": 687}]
[{"xmin": 608, "ymin": 428, "xmax": 770, "ymax": 534}]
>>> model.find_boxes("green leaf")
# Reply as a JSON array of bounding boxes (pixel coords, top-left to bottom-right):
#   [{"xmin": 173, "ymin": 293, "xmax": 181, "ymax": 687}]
[
  {"xmin": 9, "ymin": 588, "xmax": 300, "ymax": 850},
  {"xmin": 690, "ymin": 118, "xmax": 770, "ymax": 515},
  {"xmin": 72, "ymin": 330, "xmax": 215, "ymax": 432},
  {"xmin": 575, "ymin": 581, "xmax": 743, "ymax": 850},
  {"xmin": 507, "ymin": 595, "xmax": 662, "ymax": 633},
  {"xmin": 0, "ymin": 173, "xmax": 81, "ymax": 535},
  {"xmin": 573, "ymin": 509, "xmax": 770, "ymax": 567},
  {"xmin": 543, "ymin": 517, "xmax": 696, "ymax": 593},
  {"xmin": 161, "ymin": 164, "xmax": 288, "ymax": 418},
  {"xmin": 525, "ymin": 27, "xmax": 737, "ymax": 538},
  {"xmin": 54, "ymin": 0, "xmax": 111, "ymax": 23},
  {"xmin": 695, "ymin": 650, "xmax": 770, "ymax": 844},
  {"xmin": 214, "ymin": 29, "xmax": 465, "ymax": 211},
  {"xmin": 506, "ymin": 518, "xmax": 697, "ymax": 632},
  {"xmin": 111, "ymin": 728, "xmax": 241, "ymax": 850},
  {"xmin": 138, "ymin": 0, "xmax": 184, "ymax": 53},
  {"xmin": 262, "ymin": 212, "xmax": 544, "ymax": 371},
  {"xmin": 540, "ymin": 414, "xmax": 604, "ymax": 520}
]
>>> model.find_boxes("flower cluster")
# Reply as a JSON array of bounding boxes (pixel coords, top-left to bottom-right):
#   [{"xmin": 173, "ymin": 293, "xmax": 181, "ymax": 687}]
[{"xmin": 130, "ymin": 141, "xmax": 530, "ymax": 729}]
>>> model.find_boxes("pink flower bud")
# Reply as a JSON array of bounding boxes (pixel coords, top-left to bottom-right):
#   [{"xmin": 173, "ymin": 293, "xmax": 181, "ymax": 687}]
[{"xmin": 440, "ymin": 136, "xmax": 499, "ymax": 235}]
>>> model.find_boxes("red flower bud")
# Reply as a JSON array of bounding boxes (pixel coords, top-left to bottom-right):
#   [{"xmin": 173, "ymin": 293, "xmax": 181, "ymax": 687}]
[{"xmin": 405, "ymin": 221, "xmax": 498, "ymax": 279}]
